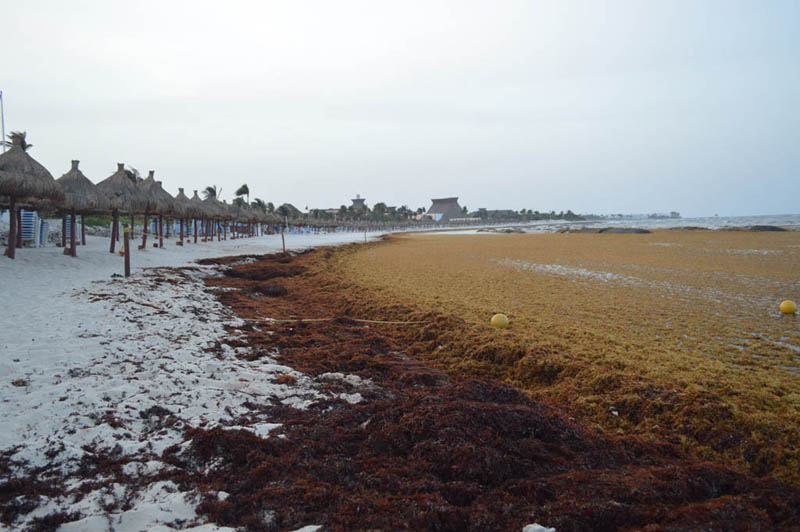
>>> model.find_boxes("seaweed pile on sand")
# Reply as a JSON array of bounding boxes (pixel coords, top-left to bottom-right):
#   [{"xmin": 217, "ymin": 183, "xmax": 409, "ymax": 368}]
[
  {"xmin": 331, "ymin": 232, "xmax": 800, "ymax": 486},
  {"xmin": 175, "ymin": 250, "xmax": 800, "ymax": 531}
]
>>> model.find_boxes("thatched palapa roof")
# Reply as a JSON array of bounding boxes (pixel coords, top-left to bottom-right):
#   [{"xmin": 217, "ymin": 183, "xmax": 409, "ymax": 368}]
[
  {"xmin": 426, "ymin": 197, "xmax": 463, "ymax": 222},
  {"xmin": 55, "ymin": 160, "xmax": 111, "ymax": 213},
  {"xmin": 154, "ymin": 181, "xmax": 176, "ymax": 215},
  {"xmin": 0, "ymin": 132, "xmax": 64, "ymax": 205},
  {"xmin": 174, "ymin": 188, "xmax": 200, "ymax": 218},
  {"xmin": 222, "ymin": 200, "xmax": 240, "ymax": 222},
  {"xmin": 202, "ymin": 195, "xmax": 226, "ymax": 219},
  {"xmin": 96, "ymin": 163, "xmax": 148, "ymax": 214},
  {"xmin": 138, "ymin": 171, "xmax": 175, "ymax": 215},
  {"xmin": 189, "ymin": 190, "xmax": 210, "ymax": 217}
]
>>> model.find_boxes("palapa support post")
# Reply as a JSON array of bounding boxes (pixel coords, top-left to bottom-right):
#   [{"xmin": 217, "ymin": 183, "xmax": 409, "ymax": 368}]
[
  {"xmin": 281, "ymin": 229, "xmax": 286, "ymax": 255},
  {"xmin": 16, "ymin": 209, "xmax": 22, "ymax": 248},
  {"xmin": 158, "ymin": 214, "xmax": 164, "ymax": 249},
  {"xmin": 130, "ymin": 214, "xmax": 135, "ymax": 239},
  {"xmin": 69, "ymin": 209, "xmax": 77, "ymax": 257},
  {"xmin": 4, "ymin": 196, "xmax": 16, "ymax": 259},
  {"xmin": 110, "ymin": 212, "xmax": 118, "ymax": 253},
  {"xmin": 123, "ymin": 225, "xmax": 130, "ymax": 277},
  {"xmin": 194, "ymin": 219, "xmax": 198, "ymax": 244},
  {"xmin": 81, "ymin": 214, "xmax": 86, "ymax": 246},
  {"xmin": 61, "ymin": 215, "xmax": 67, "ymax": 248},
  {"xmin": 140, "ymin": 212, "xmax": 148, "ymax": 250},
  {"xmin": 178, "ymin": 218, "xmax": 184, "ymax": 246}
]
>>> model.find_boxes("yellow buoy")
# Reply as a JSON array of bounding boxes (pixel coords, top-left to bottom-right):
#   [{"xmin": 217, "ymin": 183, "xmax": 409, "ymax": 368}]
[
  {"xmin": 491, "ymin": 313, "xmax": 510, "ymax": 329},
  {"xmin": 780, "ymin": 300, "xmax": 798, "ymax": 315}
]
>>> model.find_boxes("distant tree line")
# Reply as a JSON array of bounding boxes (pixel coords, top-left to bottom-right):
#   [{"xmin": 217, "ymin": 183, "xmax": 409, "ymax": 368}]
[{"xmin": 470, "ymin": 208, "xmax": 585, "ymax": 222}]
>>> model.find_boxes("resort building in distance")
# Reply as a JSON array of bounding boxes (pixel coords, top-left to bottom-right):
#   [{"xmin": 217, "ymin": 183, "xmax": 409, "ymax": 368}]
[
  {"xmin": 351, "ymin": 195, "xmax": 367, "ymax": 212},
  {"xmin": 423, "ymin": 197, "xmax": 464, "ymax": 222}
]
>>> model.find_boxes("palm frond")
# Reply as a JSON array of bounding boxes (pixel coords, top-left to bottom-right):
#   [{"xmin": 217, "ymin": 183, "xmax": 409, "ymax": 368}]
[
  {"xmin": 2, "ymin": 131, "xmax": 33, "ymax": 152},
  {"xmin": 202, "ymin": 185, "xmax": 217, "ymax": 200}
]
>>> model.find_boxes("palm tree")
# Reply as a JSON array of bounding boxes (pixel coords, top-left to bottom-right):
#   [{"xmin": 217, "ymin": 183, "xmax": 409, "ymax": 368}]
[
  {"xmin": 251, "ymin": 198, "xmax": 267, "ymax": 213},
  {"xmin": 235, "ymin": 183, "xmax": 249, "ymax": 204},
  {"xmin": 266, "ymin": 201, "xmax": 275, "ymax": 213},
  {"xmin": 1, "ymin": 131, "xmax": 32, "ymax": 151},
  {"xmin": 203, "ymin": 185, "xmax": 218, "ymax": 200},
  {"xmin": 372, "ymin": 202, "xmax": 387, "ymax": 218},
  {"xmin": 124, "ymin": 165, "xmax": 141, "ymax": 183}
]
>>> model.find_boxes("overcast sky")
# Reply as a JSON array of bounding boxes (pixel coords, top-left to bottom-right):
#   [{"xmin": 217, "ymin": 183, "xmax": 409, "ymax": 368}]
[{"xmin": 3, "ymin": 0, "xmax": 799, "ymax": 217}]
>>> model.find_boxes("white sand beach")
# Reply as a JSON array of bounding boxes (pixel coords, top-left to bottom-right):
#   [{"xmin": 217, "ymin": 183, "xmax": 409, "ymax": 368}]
[{"xmin": 0, "ymin": 233, "xmax": 380, "ymax": 532}]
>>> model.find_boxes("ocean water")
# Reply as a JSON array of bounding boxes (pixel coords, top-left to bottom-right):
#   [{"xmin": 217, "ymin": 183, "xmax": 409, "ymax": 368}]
[
  {"xmin": 516, "ymin": 214, "xmax": 800, "ymax": 233},
  {"xmin": 431, "ymin": 214, "xmax": 800, "ymax": 235},
  {"xmin": 588, "ymin": 214, "xmax": 800, "ymax": 230}
]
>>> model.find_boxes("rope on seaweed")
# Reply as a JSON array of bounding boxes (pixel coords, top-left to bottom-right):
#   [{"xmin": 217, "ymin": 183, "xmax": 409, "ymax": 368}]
[{"xmin": 246, "ymin": 317, "xmax": 426, "ymax": 325}]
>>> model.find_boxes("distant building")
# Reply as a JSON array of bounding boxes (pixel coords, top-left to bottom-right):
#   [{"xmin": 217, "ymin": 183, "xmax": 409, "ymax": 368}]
[
  {"xmin": 425, "ymin": 197, "xmax": 463, "ymax": 222},
  {"xmin": 351, "ymin": 194, "xmax": 367, "ymax": 211},
  {"xmin": 670, "ymin": 211, "xmax": 681, "ymax": 218}
]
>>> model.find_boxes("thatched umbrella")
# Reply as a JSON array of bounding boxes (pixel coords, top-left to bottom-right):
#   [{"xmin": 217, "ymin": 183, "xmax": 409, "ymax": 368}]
[
  {"xmin": 221, "ymin": 200, "xmax": 242, "ymax": 240},
  {"xmin": 172, "ymin": 188, "xmax": 194, "ymax": 245},
  {"xmin": 0, "ymin": 132, "xmax": 64, "ymax": 259},
  {"xmin": 138, "ymin": 171, "xmax": 175, "ymax": 249},
  {"xmin": 96, "ymin": 163, "xmax": 148, "ymax": 253},
  {"xmin": 154, "ymin": 181, "xmax": 177, "ymax": 245},
  {"xmin": 55, "ymin": 160, "xmax": 111, "ymax": 257},
  {"xmin": 226, "ymin": 200, "xmax": 243, "ymax": 239},
  {"xmin": 216, "ymin": 198, "xmax": 233, "ymax": 241},
  {"xmin": 137, "ymin": 171, "xmax": 158, "ymax": 250},
  {"xmin": 189, "ymin": 190, "xmax": 208, "ymax": 243},
  {"xmin": 266, "ymin": 210, "xmax": 282, "ymax": 234},
  {"xmin": 255, "ymin": 208, "xmax": 270, "ymax": 236},
  {"xmin": 240, "ymin": 203, "xmax": 258, "ymax": 237},
  {"xmin": 202, "ymin": 195, "xmax": 225, "ymax": 242}
]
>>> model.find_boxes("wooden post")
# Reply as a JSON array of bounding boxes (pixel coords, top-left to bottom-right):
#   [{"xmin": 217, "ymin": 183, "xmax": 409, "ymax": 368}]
[
  {"xmin": 130, "ymin": 214, "xmax": 135, "ymax": 239},
  {"xmin": 16, "ymin": 209, "xmax": 22, "ymax": 248},
  {"xmin": 61, "ymin": 214, "xmax": 67, "ymax": 248},
  {"xmin": 110, "ymin": 211, "xmax": 118, "ymax": 253},
  {"xmin": 4, "ymin": 196, "xmax": 16, "ymax": 259},
  {"xmin": 81, "ymin": 214, "xmax": 86, "ymax": 245},
  {"xmin": 123, "ymin": 225, "xmax": 131, "ymax": 277},
  {"xmin": 140, "ymin": 212, "xmax": 148, "ymax": 250},
  {"xmin": 194, "ymin": 219, "xmax": 198, "ymax": 244},
  {"xmin": 281, "ymin": 229, "xmax": 286, "ymax": 254},
  {"xmin": 70, "ymin": 209, "xmax": 77, "ymax": 257},
  {"xmin": 178, "ymin": 218, "xmax": 184, "ymax": 246},
  {"xmin": 159, "ymin": 214, "xmax": 164, "ymax": 248}
]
